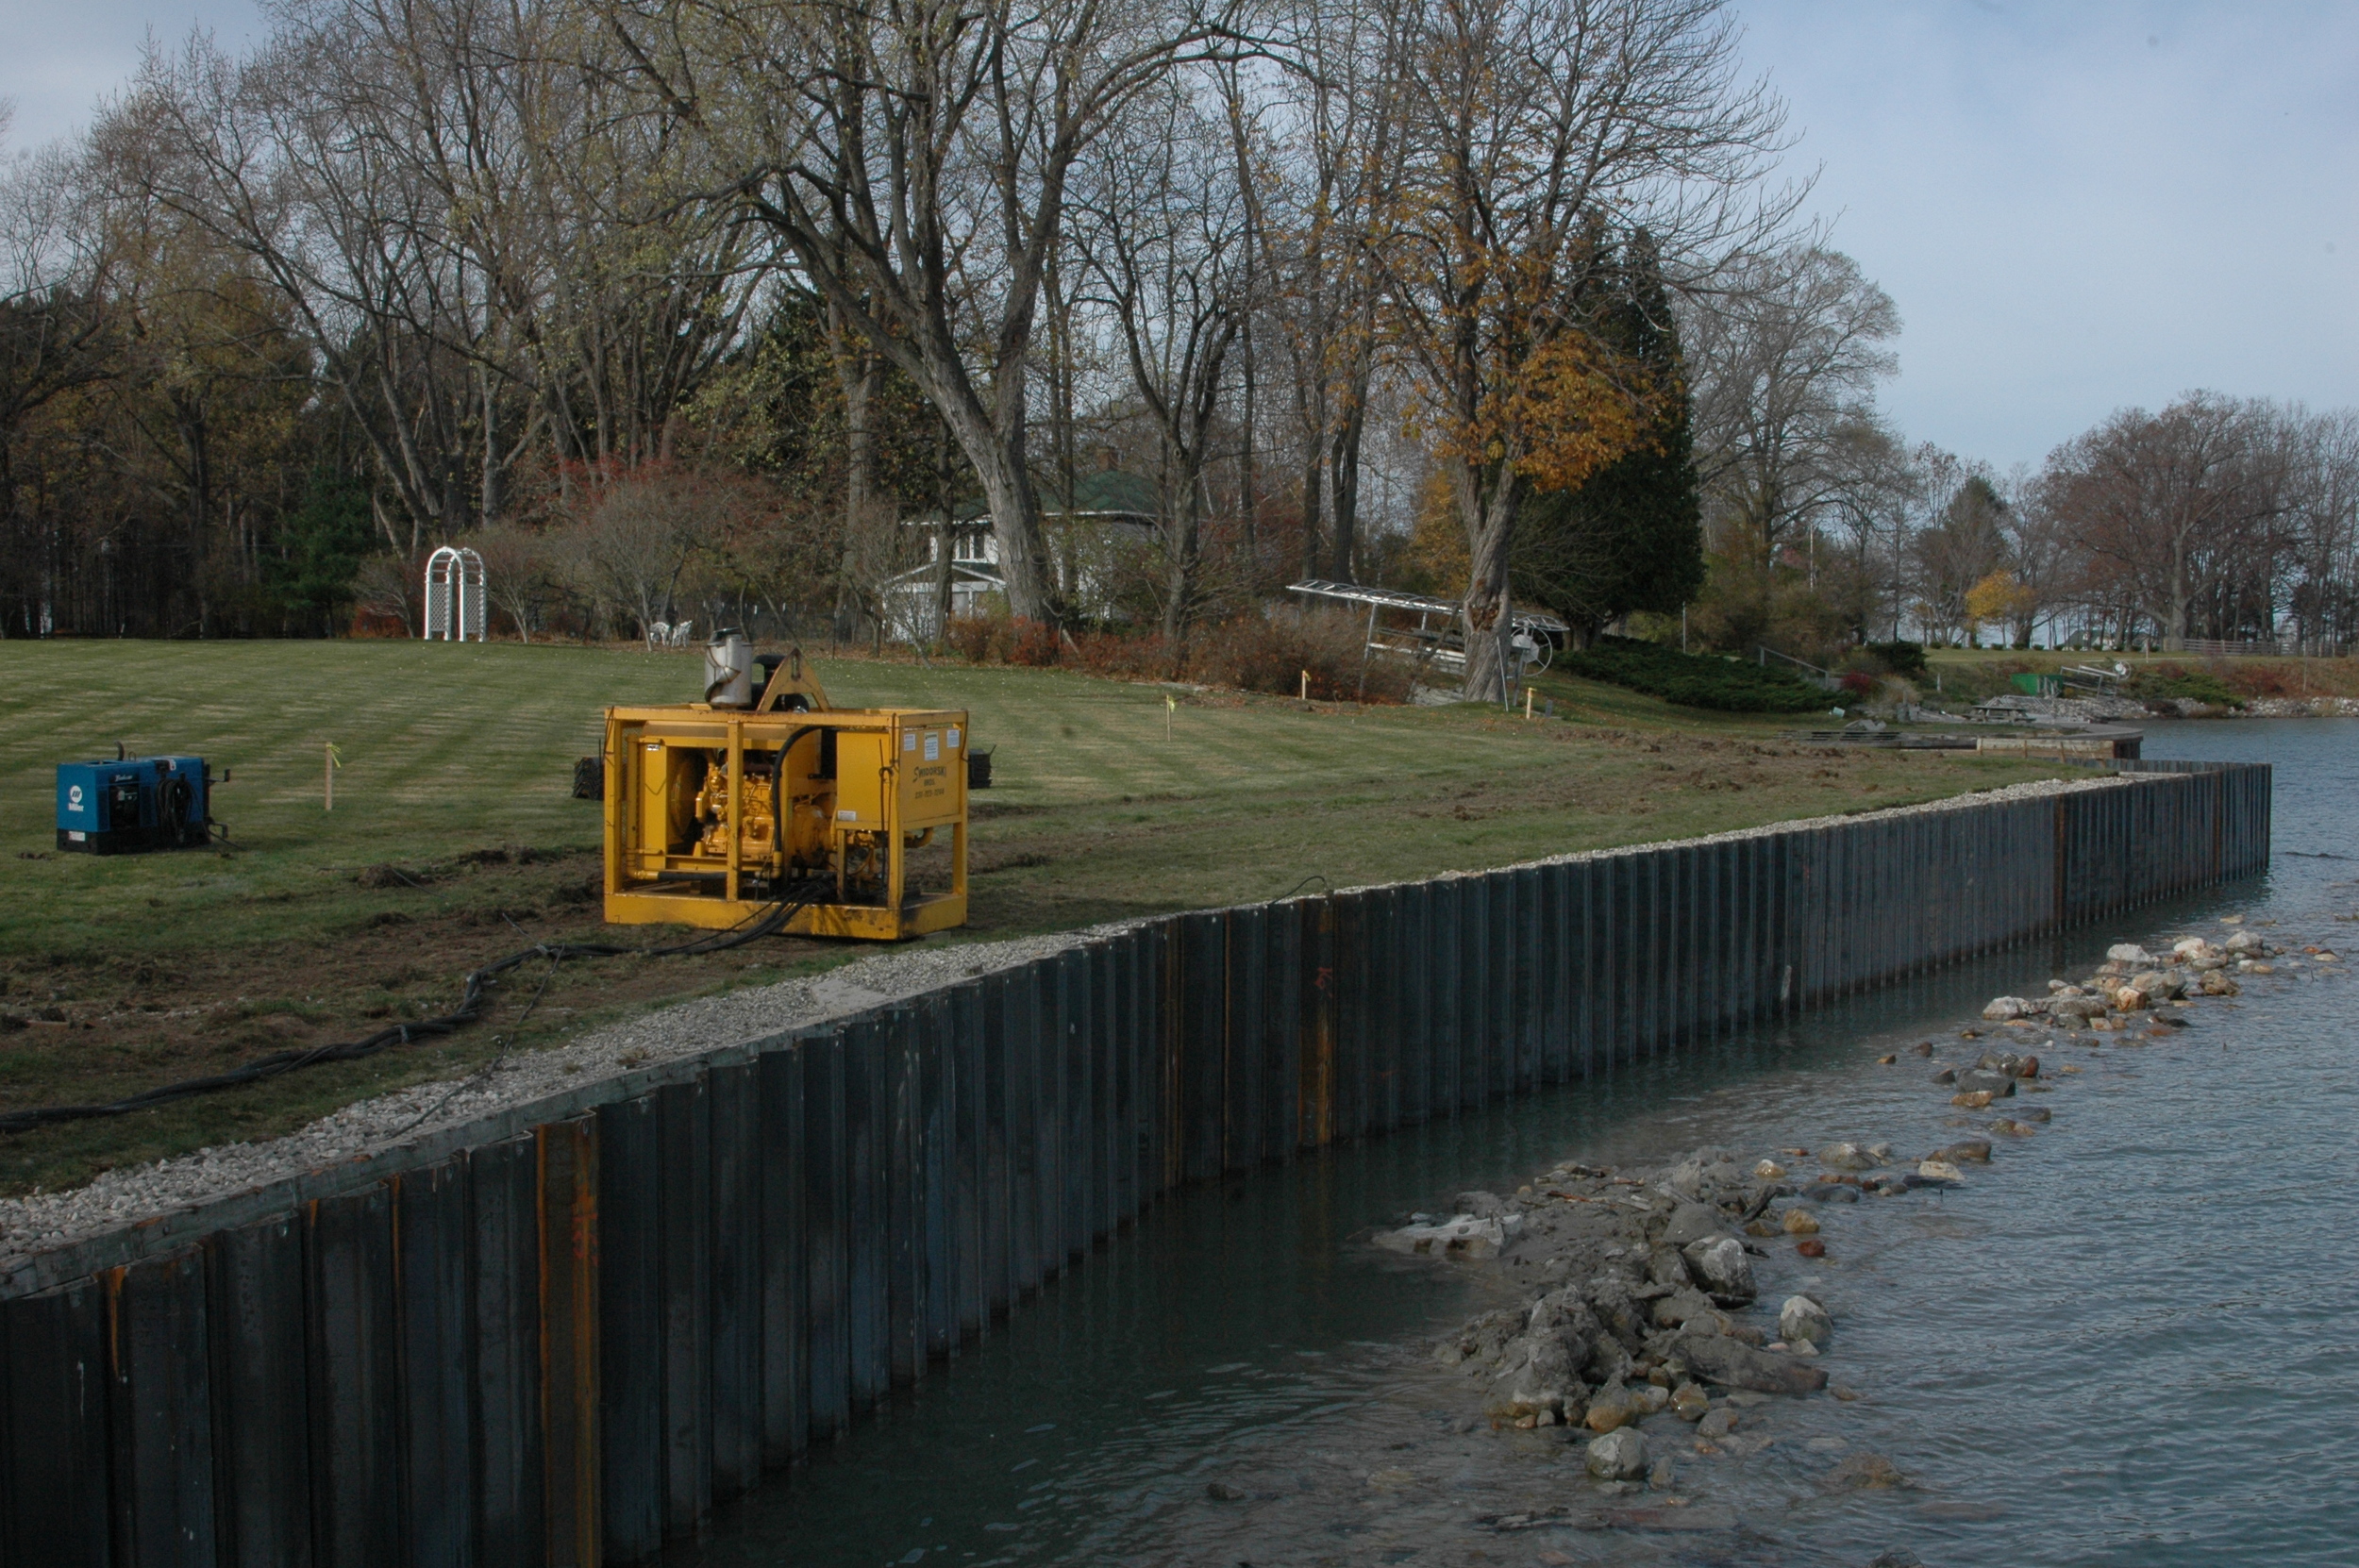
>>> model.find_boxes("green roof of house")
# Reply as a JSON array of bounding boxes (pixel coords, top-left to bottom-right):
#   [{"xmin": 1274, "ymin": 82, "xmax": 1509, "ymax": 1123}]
[
  {"xmin": 1053, "ymin": 467, "xmax": 1159, "ymax": 517},
  {"xmin": 912, "ymin": 467, "xmax": 1160, "ymax": 525}
]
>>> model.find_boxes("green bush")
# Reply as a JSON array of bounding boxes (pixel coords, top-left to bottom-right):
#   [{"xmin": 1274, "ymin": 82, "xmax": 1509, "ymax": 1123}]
[
  {"xmin": 1559, "ymin": 635, "xmax": 1831, "ymax": 712},
  {"xmin": 1865, "ymin": 639, "xmax": 1928, "ymax": 677},
  {"xmin": 2125, "ymin": 664, "xmax": 2245, "ymax": 709}
]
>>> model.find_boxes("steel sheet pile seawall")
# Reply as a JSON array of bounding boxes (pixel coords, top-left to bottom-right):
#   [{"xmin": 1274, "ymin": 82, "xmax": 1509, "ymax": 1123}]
[{"xmin": 0, "ymin": 762, "xmax": 2270, "ymax": 1566}]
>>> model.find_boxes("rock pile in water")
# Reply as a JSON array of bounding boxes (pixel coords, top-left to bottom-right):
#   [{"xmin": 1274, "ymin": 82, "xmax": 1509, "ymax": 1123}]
[
  {"xmin": 1390, "ymin": 917, "xmax": 2334, "ymax": 1504},
  {"xmin": 1413, "ymin": 1144, "xmax": 1833, "ymax": 1475},
  {"xmin": 1978, "ymin": 929, "xmax": 2296, "ymax": 1030}
]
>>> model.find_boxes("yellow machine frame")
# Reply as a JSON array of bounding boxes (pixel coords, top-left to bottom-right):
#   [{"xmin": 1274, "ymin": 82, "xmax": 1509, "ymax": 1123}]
[{"xmin": 601, "ymin": 655, "xmax": 968, "ymax": 940}]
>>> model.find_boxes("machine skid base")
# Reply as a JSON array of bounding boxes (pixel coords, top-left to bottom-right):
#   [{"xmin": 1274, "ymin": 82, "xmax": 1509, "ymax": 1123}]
[{"xmin": 604, "ymin": 889, "xmax": 967, "ymax": 942}]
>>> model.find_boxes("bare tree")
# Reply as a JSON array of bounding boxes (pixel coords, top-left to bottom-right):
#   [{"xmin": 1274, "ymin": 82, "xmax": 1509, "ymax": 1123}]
[
  {"xmin": 1815, "ymin": 420, "xmax": 1914, "ymax": 640},
  {"xmin": 1686, "ymin": 242, "xmax": 1899, "ymax": 574},
  {"xmin": 1071, "ymin": 81, "xmax": 1247, "ymax": 637},
  {"xmin": 2041, "ymin": 392, "xmax": 2281, "ymax": 642},
  {"xmin": 2284, "ymin": 407, "xmax": 2359, "ymax": 645},
  {"xmin": 28, "ymin": 0, "xmax": 2352, "ymax": 664},
  {"xmin": 558, "ymin": 464, "xmax": 761, "ymax": 636},
  {"xmin": 0, "ymin": 142, "xmax": 121, "ymax": 636},
  {"xmin": 603, "ymin": 0, "xmax": 1246, "ymax": 623},
  {"xmin": 1993, "ymin": 462, "xmax": 2072, "ymax": 647},
  {"xmin": 1906, "ymin": 459, "xmax": 2009, "ymax": 646},
  {"xmin": 351, "ymin": 552, "xmax": 419, "ymax": 634},
  {"xmin": 109, "ymin": 3, "xmax": 762, "ymax": 556},
  {"xmin": 1252, "ymin": 3, "xmax": 1397, "ymax": 584},
  {"xmin": 114, "ymin": 25, "xmax": 521, "ymax": 553},
  {"xmin": 473, "ymin": 521, "xmax": 567, "ymax": 640},
  {"xmin": 836, "ymin": 493, "xmax": 926, "ymax": 649},
  {"xmin": 1377, "ymin": 0, "xmax": 1792, "ymax": 700}
]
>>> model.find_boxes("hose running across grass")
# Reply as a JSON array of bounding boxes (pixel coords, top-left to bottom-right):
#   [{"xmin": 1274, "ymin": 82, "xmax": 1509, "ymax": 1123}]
[{"xmin": 0, "ymin": 885, "xmax": 828, "ymax": 1136}]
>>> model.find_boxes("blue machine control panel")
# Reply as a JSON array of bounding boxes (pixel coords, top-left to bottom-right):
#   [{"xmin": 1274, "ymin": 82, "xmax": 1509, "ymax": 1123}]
[{"xmin": 56, "ymin": 757, "xmax": 211, "ymax": 854}]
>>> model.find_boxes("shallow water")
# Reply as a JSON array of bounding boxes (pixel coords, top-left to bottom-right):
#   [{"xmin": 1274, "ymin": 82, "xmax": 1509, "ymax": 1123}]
[{"xmin": 667, "ymin": 720, "xmax": 2358, "ymax": 1568}]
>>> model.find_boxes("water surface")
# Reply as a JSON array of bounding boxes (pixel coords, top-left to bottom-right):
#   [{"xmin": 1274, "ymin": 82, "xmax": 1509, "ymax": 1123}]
[{"xmin": 669, "ymin": 721, "xmax": 2358, "ymax": 1567}]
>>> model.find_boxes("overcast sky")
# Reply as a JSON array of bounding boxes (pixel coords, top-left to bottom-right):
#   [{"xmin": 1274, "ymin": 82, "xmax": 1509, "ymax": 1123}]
[{"xmin": 5, "ymin": 1, "xmax": 2353, "ymax": 471}]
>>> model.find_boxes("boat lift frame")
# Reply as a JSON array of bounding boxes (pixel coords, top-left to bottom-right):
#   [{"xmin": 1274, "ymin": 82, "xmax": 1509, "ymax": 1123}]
[{"xmin": 1286, "ymin": 579, "xmax": 1566, "ymax": 678}]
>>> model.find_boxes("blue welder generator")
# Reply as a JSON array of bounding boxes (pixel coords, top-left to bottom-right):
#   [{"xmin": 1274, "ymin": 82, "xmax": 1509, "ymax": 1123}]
[{"xmin": 56, "ymin": 754, "xmax": 219, "ymax": 854}]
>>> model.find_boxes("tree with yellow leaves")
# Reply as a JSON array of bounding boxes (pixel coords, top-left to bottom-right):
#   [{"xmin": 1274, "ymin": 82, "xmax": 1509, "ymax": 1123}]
[
  {"xmin": 1374, "ymin": 0, "xmax": 1792, "ymax": 700},
  {"xmin": 1963, "ymin": 570, "xmax": 2038, "ymax": 649}
]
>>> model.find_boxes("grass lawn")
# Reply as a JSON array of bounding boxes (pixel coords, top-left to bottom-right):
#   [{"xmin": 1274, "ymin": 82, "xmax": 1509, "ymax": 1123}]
[
  {"xmin": 0, "ymin": 639, "xmax": 2072, "ymax": 1195},
  {"xmin": 1916, "ymin": 645, "xmax": 2359, "ymax": 705}
]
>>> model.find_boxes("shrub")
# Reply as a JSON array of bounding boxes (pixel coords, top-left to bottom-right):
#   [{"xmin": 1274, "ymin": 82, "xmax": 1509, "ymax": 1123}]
[
  {"xmin": 1008, "ymin": 618, "xmax": 1062, "ymax": 667},
  {"xmin": 1194, "ymin": 609, "xmax": 1414, "ymax": 703},
  {"xmin": 1065, "ymin": 629, "xmax": 1183, "ymax": 682},
  {"xmin": 1865, "ymin": 639, "xmax": 1928, "ymax": 677},
  {"xmin": 2125, "ymin": 663, "xmax": 2244, "ymax": 709},
  {"xmin": 2228, "ymin": 663, "xmax": 2291, "ymax": 698},
  {"xmin": 943, "ymin": 613, "xmax": 995, "ymax": 663},
  {"xmin": 1560, "ymin": 635, "xmax": 1829, "ymax": 713},
  {"xmin": 1839, "ymin": 670, "xmax": 1877, "ymax": 698}
]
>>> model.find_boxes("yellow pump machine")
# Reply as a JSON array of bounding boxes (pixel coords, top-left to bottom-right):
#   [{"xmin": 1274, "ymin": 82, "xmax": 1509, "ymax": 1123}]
[{"xmin": 602, "ymin": 632, "xmax": 968, "ymax": 940}]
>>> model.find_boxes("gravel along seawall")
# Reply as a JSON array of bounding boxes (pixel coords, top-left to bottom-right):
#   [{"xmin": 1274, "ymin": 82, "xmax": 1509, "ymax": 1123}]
[{"xmin": 659, "ymin": 721, "xmax": 2347, "ymax": 1568}]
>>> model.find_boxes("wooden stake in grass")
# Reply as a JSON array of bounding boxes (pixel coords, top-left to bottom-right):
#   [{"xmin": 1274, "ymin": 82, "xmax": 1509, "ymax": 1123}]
[
  {"xmin": 1525, "ymin": 687, "xmax": 1534, "ymax": 720},
  {"xmin": 325, "ymin": 742, "xmax": 343, "ymax": 810},
  {"xmin": 1165, "ymin": 692, "xmax": 1177, "ymax": 741},
  {"xmin": 1300, "ymin": 670, "xmax": 1309, "ymax": 701}
]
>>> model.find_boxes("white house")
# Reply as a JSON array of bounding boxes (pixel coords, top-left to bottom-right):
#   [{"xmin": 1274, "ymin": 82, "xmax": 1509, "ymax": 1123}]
[{"xmin": 885, "ymin": 467, "xmax": 1162, "ymax": 639}]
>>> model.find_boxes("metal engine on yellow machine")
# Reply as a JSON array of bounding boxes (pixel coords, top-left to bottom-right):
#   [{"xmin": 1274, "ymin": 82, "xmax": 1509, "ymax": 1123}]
[
  {"xmin": 600, "ymin": 631, "xmax": 969, "ymax": 940},
  {"xmin": 691, "ymin": 763, "xmax": 778, "ymax": 865}
]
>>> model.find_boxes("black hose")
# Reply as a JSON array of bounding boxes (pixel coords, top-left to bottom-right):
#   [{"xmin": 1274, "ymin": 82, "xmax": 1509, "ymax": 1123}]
[{"xmin": 0, "ymin": 884, "xmax": 824, "ymax": 1137}]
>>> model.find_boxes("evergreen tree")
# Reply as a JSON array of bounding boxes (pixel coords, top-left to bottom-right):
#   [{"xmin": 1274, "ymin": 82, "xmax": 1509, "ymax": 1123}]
[
  {"xmin": 263, "ymin": 467, "xmax": 376, "ymax": 636},
  {"xmin": 1511, "ymin": 232, "xmax": 1705, "ymax": 644}
]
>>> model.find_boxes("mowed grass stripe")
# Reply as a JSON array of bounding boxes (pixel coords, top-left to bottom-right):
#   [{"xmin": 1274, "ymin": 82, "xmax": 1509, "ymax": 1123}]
[{"xmin": 0, "ymin": 639, "xmax": 2077, "ymax": 1193}]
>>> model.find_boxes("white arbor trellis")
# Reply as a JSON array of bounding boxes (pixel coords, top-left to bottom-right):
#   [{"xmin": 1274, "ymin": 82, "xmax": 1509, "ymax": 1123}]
[{"xmin": 423, "ymin": 545, "xmax": 487, "ymax": 641}]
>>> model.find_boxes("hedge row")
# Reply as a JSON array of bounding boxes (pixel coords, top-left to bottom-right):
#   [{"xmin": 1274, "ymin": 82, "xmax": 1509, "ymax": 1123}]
[{"xmin": 1559, "ymin": 636, "xmax": 1832, "ymax": 713}]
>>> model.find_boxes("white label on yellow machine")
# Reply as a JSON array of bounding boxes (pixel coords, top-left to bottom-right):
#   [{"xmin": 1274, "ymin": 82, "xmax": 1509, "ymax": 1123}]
[
  {"xmin": 924, "ymin": 732, "xmax": 940, "ymax": 761},
  {"xmin": 947, "ymin": 727, "xmax": 961, "ymax": 750},
  {"xmin": 838, "ymin": 809, "xmax": 858, "ymax": 820},
  {"xmin": 904, "ymin": 731, "xmax": 916, "ymax": 752}
]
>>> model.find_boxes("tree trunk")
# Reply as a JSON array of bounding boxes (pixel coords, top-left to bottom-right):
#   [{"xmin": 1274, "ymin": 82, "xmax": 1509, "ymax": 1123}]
[
  {"xmin": 1163, "ymin": 499, "xmax": 1199, "ymax": 642},
  {"xmin": 178, "ymin": 402, "xmax": 211, "ymax": 639},
  {"xmin": 480, "ymin": 373, "xmax": 502, "ymax": 525},
  {"xmin": 1330, "ymin": 391, "xmax": 1366, "ymax": 581},
  {"xmin": 935, "ymin": 385, "xmax": 1055, "ymax": 622},
  {"xmin": 931, "ymin": 420, "xmax": 956, "ymax": 639},
  {"xmin": 1045, "ymin": 259, "xmax": 1079, "ymax": 527},
  {"xmin": 2168, "ymin": 530, "xmax": 2190, "ymax": 640},
  {"xmin": 832, "ymin": 310, "xmax": 884, "ymax": 641},
  {"xmin": 778, "ymin": 212, "xmax": 1059, "ymax": 621},
  {"xmin": 1239, "ymin": 305, "xmax": 1258, "ymax": 572},
  {"xmin": 1299, "ymin": 448, "xmax": 1324, "ymax": 581},
  {"xmin": 932, "ymin": 524, "xmax": 954, "ymax": 639},
  {"xmin": 1456, "ymin": 459, "xmax": 1520, "ymax": 703},
  {"xmin": 973, "ymin": 449, "xmax": 1054, "ymax": 622}
]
